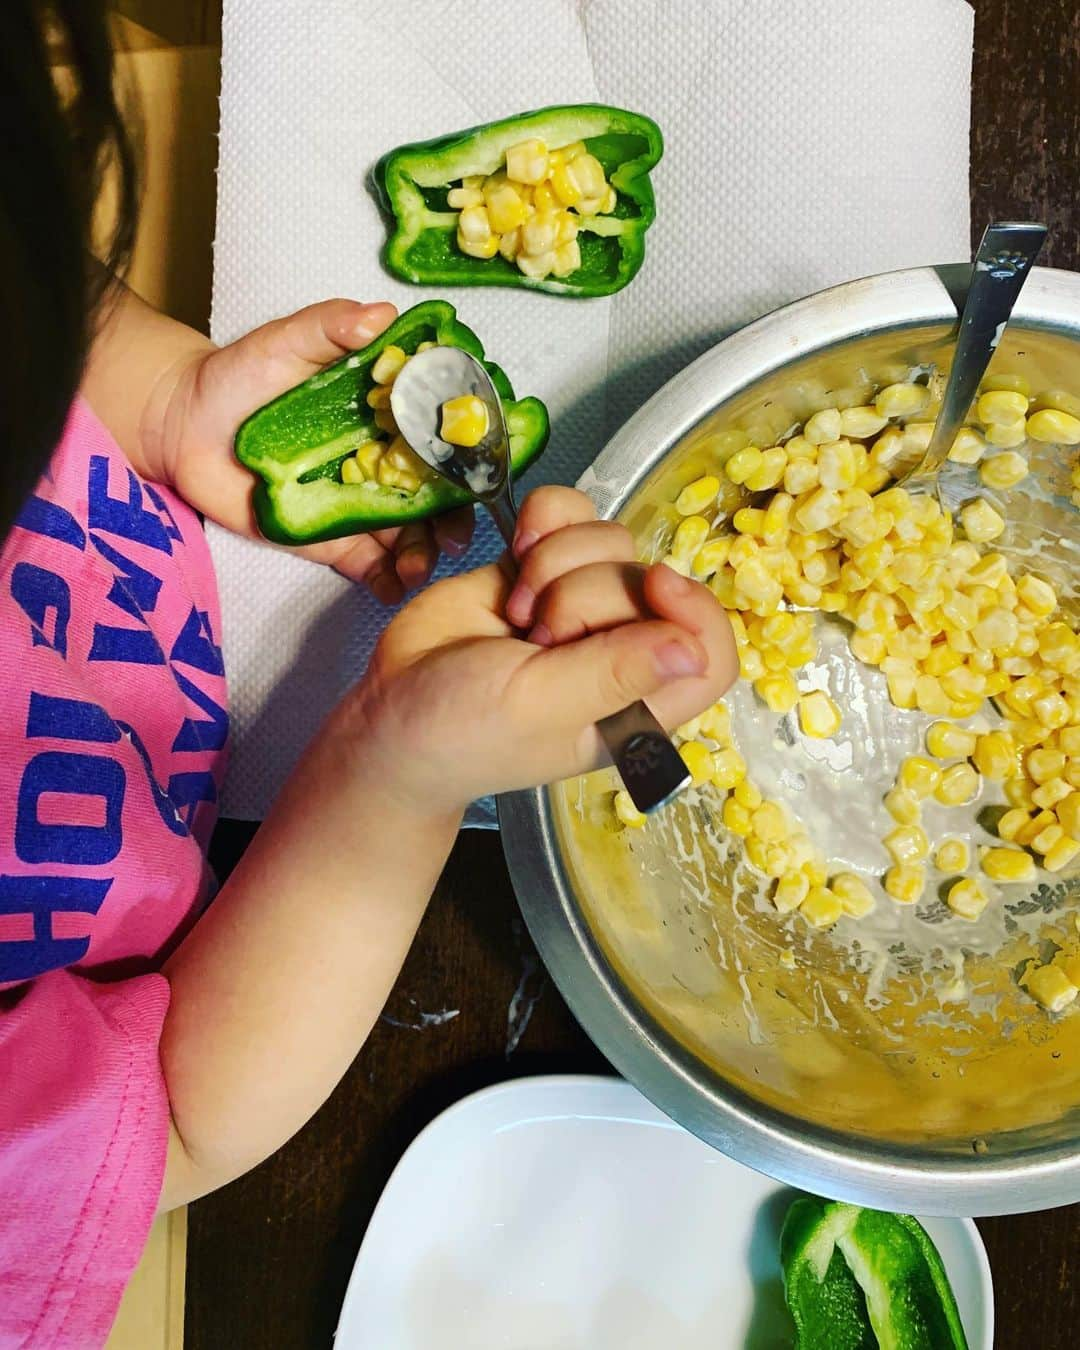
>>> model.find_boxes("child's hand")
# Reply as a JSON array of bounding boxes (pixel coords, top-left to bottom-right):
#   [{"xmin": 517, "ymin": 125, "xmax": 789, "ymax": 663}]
[
  {"xmin": 105, "ymin": 292, "xmax": 474, "ymax": 603},
  {"xmin": 343, "ymin": 487, "xmax": 737, "ymax": 812}
]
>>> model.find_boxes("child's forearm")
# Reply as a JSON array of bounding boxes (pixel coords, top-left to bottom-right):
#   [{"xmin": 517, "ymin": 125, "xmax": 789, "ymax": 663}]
[
  {"xmin": 158, "ymin": 719, "xmax": 461, "ymax": 1210},
  {"xmin": 82, "ymin": 280, "xmax": 212, "ymax": 482}
]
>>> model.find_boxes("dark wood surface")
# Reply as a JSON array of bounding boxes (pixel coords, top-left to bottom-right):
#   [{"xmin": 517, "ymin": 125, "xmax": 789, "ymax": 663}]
[{"xmin": 185, "ymin": 1, "xmax": 1080, "ymax": 1345}]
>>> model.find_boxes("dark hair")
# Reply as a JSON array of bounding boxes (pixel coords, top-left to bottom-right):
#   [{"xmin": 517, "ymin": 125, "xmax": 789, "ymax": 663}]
[{"xmin": 0, "ymin": 1, "xmax": 137, "ymax": 538}]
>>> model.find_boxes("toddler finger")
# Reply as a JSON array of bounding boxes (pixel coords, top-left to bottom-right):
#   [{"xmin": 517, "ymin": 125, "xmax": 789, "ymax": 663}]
[
  {"xmin": 527, "ymin": 561, "xmax": 647, "ymax": 647},
  {"xmin": 390, "ymin": 523, "xmax": 437, "ymax": 590},
  {"xmin": 433, "ymin": 505, "xmax": 475, "ymax": 560},
  {"xmin": 511, "ymin": 485, "xmax": 597, "ymax": 560},
  {"xmin": 515, "ymin": 618, "xmax": 708, "ymax": 736},
  {"xmin": 505, "ymin": 520, "xmax": 635, "ymax": 628}
]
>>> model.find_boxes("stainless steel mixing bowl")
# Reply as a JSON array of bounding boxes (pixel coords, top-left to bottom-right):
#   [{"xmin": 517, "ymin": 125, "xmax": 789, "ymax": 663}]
[{"xmin": 499, "ymin": 264, "xmax": 1080, "ymax": 1216}]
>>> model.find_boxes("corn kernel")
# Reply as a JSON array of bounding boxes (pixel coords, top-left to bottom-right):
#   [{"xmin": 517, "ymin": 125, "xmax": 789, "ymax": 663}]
[
  {"xmin": 981, "ymin": 847, "xmax": 1036, "ymax": 882},
  {"xmin": 671, "ymin": 514, "xmax": 711, "ymax": 563},
  {"xmin": 505, "ymin": 138, "xmax": 550, "ymax": 185},
  {"xmin": 818, "ymin": 440, "xmax": 857, "ymax": 489},
  {"xmin": 457, "ymin": 203, "xmax": 494, "ymax": 245},
  {"xmin": 440, "ymin": 394, "xmax": 490, "ymax": 448},
  {"xmin": 915, "ymin": 675, "xmax": 951, "ymax": 717},
  {"xmin": 675, "ymin": 475, "xmax": 720, "ymax": 516},
  {"xmin": 935, "ymin": 838, "xmax": 971, "ymax": 873},
  {"xmin": 725, "ymin": 447, "xmax": 764, "ymax": 485},
  {"xmin": 691, "ymin": 537, "xmax": 732, "ymax": 580},
  {"xmin": 1044, "ymin": 836, "xmax": 1080, "ymax": 872},
  {"xmin": 947, "ymin": 427, "xmax": 988, "ymax": 464},
  {"xmin": 850, "ymin": 630, "xmax": 887, "ymax": 666},
  {"xmin": 568, "ymin": 151, "xmax": 606, "ymax": 199},
  {"xmin": 875, "ymin": 382, "xmax": 929, "ymax": 419},
  {"xmin": 1032, "ymin": 777, "xmax": 1072, "ymax": 810},
  {"xmin": 829, "ymin": 872, "xmax": 875, "ymax": 917},
  {"xmin": 800, "ymin": 886, "xmax": 844, "ymax": 927},
  {"xmin": 722, "ymin": 796, "xmax": 752, "ymax": 835},
  {"xmin": 679, "ymin": 740, "xmax": 714, "ymax": 787},
  {"xmin": 884, "ymin": 824, "xmax": 930, "ymax": 865},
  {"xmin": 734, "ymin": 558, "xmax": 784, "ymax": 613},
  {"xmin": 1004, "ymin": 777, "xmax": 1036, "ymax": 809},
  {"xmin": 795, "ymin": 487, "xmax": 845, "ymax": 532},
  {"xmin": 1030, "ymin": 822, "xmax": 1064, "ymax": 855},
  {"xmin": 977, "ymin": 389, "xmax": 1028, "ymax": 426},
  {"xmin": 802, "ymin": 858, "xmax": 829, "ymax": 888},
  {"xmin": 884, "ymin": 863, "xmax": 926, "ymax": 904},
  {"xmin": 1026, "ymin": 408, "xmax": 1080, "ymax": 444},
  {"xmin": 973, "ymin": 606, "xmax": 1019, "ymax": 652},
  {"xmin": 487, "ymin": 182, "xmax": 529, "ymax": 233},
  {"xmin": 613, "ymin": 789, "xmax": 646, "ymax": 828},
  {"xmin": 354, "ymin": 440, "xmax": 385, "ymax": 479},
  {"xmin": 883, "ymin": 787, "xmax": 920, "ymax": 827},
  {"xmin": 774, "ymin": 870, "xmax": 810, "ymax": 913},
  {"xmin": 960, "ymin": 499, "xmax": 1006, "ymax": 544},
  {"xmin": 498, "ymin": 229, "xmax": 520, "ymax": 261},
  {"xmin": 340, "ymin": 455, "xmax": 365, "ymax": 485},
  {"xmin": 371, "ymin": 344, "xmax": 408, "ymax": 385},
  {"xmin": 1038, "ymin": 623, "xmax": 1080, "ymax": 673},
  {"xmin": 745, "ymin": 447, "xmax": 788, "ymax": 492},
  {"xmin": 838, "ymin": 406, "xmax": 889, "ymax": 439},
  {"xmin": 756, "ymin": 671, "xmax": 799, "ymax": 714},
  {"xmin": 798, "ymin": 690, "xmax": 841, "ymax": 739},
  {"xmin": 1024, "ymin": 962, "xmax": 1078, "ymax": 1012},
  {"xmin": 551, "ymin": 239, "xmax": 582, "ymax": 278},
  {"xmin": 1057, "ymin": 792, "xmax": 1080, "ymax": 839},
  {"xmin": 733, "ymin": 780, "xmax": 763, "ymax": 810},
  {"xmin": 979, "ymin": 451, "xmax": 1029, "ymax": 489},
  {"xmin": 1059, "ymin": 727, "xmax": 1080, "ymax": 756},
  {"xmin": 751, "ymin": 801, "xmax": 787, "ymax": 843},
  {"xmin": 734, "ymin": 506, "xmax": 767, "ymax": 536},
  {"xmin": 898, "ymin": 756, "xmax": 940, "ymax": 799},
  {"xmin": 762, "ymin": 493, "xmax": 794, "ymax": 544},
  {"xmin": 997, "ymin": 806, "xmax": 1031, "ymax": 843},
  {"xmin": 947, "ymin": 878, "xmax": 988, "ymax": 921},
  {"xmin": 712, "ymin": 747, "xmax": 747, "ymax": 790},
  {"xmin": 885, "ymin": 661, "xmax": 918, "ymax": 710},
  {"xmin": 1032, "ymin": 691, "xmax": 1071, "ymax": 731},
  {"xmin": 804, "ymin": 408, "xmax": 842, "ymax": 445},
  {"xmin": 1027, "ymin": 747, "xmax": 1066, "ymax": 784},
  {"xmin": 784, "ymin": 459, "xmax": 820, "ymax": 495},
  {"xmin": 935, "ymin": 761, "xmax": 980, "ymax": 806}
]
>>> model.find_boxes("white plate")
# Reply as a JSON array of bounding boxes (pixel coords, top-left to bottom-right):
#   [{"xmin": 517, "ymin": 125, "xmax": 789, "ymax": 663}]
[{"xmin": 335, "ymin": 1075, "xmax": 993, "ymax": 1350}]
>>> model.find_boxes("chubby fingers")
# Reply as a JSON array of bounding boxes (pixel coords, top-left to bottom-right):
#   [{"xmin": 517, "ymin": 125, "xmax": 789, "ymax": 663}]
[
  {"xmin": 527, "ymin": 560, "xmax": 646, "ymax": 646},
  {"xmin": 511, "ymin": 485, "xmax": 598, "ymax": 561},
  {"xmin": 506, "ymin": 520, "xmax": 636, "ymax": 628},
  {"xmin": 511, "ymin": 564, "xmax": 738, "ymax": 766}
]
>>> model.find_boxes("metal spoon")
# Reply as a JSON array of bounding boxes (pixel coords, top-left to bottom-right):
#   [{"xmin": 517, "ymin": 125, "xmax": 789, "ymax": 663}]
[
  {"xmin": 899, "ymin": 220, "xmax": 1047, "ymax": 487},
  {"xmin": 391, "ymin": 345, "xmax": 692, "ymax": 815}
]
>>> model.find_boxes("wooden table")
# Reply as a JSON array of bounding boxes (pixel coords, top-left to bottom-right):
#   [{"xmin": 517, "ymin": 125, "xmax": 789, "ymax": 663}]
[{"xmin": 185, "ymin": 1, "xmax": 1080, "ymax": 1343}]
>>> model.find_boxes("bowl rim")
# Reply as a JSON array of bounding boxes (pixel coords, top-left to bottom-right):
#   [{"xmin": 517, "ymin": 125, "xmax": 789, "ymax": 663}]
[{"xmin": 498, "ymin": 262, "xmax": 1080, "ymax": 1217}]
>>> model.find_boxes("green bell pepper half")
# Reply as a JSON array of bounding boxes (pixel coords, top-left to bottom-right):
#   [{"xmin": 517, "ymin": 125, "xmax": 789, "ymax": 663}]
[
  {"xmin": 373, "ymin": 104, "xmax": 663, "ymax": 298},
  {"xmin": 234, "ymin": 300, "xmax": 549, "ymax": 545},
  {"xmin": 781, "ymin": 1198, "xmax": 969, "ymax": 1350}
]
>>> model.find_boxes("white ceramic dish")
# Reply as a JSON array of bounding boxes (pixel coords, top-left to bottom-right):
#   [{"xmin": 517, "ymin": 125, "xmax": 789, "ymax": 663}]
[{"xmin": 335, "ymin": 1075, "xmax": 993, "ymax": 1349}]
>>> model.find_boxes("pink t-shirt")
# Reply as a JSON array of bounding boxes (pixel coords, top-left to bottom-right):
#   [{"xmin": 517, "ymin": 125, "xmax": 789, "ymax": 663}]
[{"xmin": 0, "ymin": 400, "xmax": 228, "ymax": 1347}]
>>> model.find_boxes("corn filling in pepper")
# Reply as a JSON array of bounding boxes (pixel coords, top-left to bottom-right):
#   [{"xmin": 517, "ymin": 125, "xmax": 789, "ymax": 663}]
[
  {"xmin": 337, "ymin": 343, "xmax": 439, "ymax": 493},
  {"xmin": 449, "ymin": 137, "xmax": 617, "ymax": 281},
  {"xmin": 611, "ymin": 376, "xmax": 1080, "ymax": 1010}
]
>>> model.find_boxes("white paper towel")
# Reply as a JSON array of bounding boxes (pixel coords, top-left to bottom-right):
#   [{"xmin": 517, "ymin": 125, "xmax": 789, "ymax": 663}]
[{"xmin": 210, "ymin": 0, "xmax": 973, "ymax": 822}]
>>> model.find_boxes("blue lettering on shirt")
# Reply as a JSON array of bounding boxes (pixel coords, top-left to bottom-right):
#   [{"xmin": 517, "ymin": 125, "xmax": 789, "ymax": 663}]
[{"xmin": 0, "ymin": 875, "xmax": 112, "ymax": 980}]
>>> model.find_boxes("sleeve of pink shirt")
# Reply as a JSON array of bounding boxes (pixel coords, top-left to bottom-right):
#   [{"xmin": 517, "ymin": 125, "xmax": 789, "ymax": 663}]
[{"xmin": 0, "ymin": 970, "xmax": 171, "ymax": 1348}]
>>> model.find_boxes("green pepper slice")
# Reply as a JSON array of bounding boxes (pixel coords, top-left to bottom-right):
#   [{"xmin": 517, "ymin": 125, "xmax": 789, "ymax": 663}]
[
  {"xmin": 781, "ymin": 1198, "xmax": 970, "ymax": 1350},
  {"xmin": 373, "ymin": 104, "xmax": 663, "ymax": 297},
  {"xmin": 234, "ymin": 300, "xmax": 549, "ymax": 544}
]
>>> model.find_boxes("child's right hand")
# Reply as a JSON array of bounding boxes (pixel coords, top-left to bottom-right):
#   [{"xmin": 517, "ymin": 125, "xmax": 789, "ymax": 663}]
[{"xmin": 340, "ymin": 486, "xmax": 738, "ymax": 813}]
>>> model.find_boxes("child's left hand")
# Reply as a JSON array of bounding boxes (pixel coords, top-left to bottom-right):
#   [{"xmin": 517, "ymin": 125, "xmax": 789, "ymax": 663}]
[{"xmin": 92, "ymin": 292, "xmax": 473, "ymax": 604}]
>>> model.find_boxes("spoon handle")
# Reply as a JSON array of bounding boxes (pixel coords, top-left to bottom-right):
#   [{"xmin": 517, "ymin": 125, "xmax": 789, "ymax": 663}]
[
  {"xmin": 487, "ymin": 489, "xmax": 691, "ymax": 815},
  {"xmin": 909, "ymin": 221, "xmax": 1046, "ymax": 481}
]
